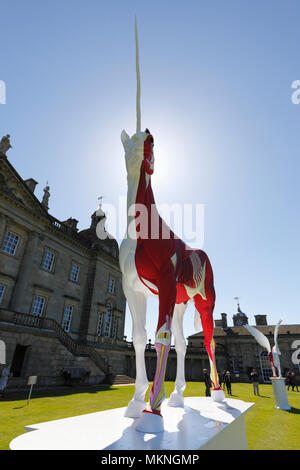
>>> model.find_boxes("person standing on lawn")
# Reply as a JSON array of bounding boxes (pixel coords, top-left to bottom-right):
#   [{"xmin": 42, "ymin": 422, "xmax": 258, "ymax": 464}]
[
  {"xmin": 290, "ymin": 372, "xmax": 299, "ymax": 392},
  {"xmin": 203, "ymin": 368, "xmax": 211, "ymax": 397},
  {"xmin": 286, "ymin": 371, "xmax": 291, "ymax": 390},
  {"xmin": 222, "ymin": 370, "xmax": 226, "ymax": 390},
  {"xmin": 224, "ymin": 371, "xmax": 232, "ymax": 395},
  {"xmin": 0, "ymin": 366, "xmax": 12, "ymax": 399},
  {"xmin": 250, "ymin": 369, "xmax": 260, "ymax": 396},
  {"xmin": 218, "ymin": 371, "xmax": 223, "ymax": 389}
]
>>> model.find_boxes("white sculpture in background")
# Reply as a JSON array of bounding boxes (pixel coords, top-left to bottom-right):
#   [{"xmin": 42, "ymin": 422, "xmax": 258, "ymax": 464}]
[
  {"xmin": 236, "ymin": 304, "xmax": 290, "ymax": 410},
  {"xmin": 233, "ymin": 299, "xmax": 282, "ymax": 377},
  {"xmin": 272, "ymin": 320, "xmax": 282, "ymax": 378},
  {"xmin": 245, "ymin": 317, "xmax": 291, "ymax": 411},
  {"xmin": 243, "ymin": 320, "xmax": 282, "ymax": 378}
]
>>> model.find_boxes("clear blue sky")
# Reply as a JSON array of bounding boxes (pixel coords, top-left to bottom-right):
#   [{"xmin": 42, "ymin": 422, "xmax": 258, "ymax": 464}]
[{"xmin": 1, "ymin": 0, "xmax": 299, "ymax": 341}]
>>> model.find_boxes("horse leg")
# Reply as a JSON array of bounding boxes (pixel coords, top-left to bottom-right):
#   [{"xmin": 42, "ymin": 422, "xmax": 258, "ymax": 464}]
[
  {"xmin": 194, "ymin": 294, "xmax": 225, "ymax": 402},
  {"xmin": 149, "ymin": 261, "xmax": 177, "ymax": 413},
  {"xmin": 135, "ymin": 260, "xmax": 176, "ymax": 432},
  {"xmin": 123, "ymin": 279, "xmax": 149, "ymax": 417},
  {"xmin": 168, "ymin": 302, "xmax": 188, "ymax": 408}
]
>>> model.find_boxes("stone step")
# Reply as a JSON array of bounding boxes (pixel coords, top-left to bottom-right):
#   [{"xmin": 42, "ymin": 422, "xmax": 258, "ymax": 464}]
[{"xmin": 111, "ymin": 375, "xmax": 135, "ymax": 385}]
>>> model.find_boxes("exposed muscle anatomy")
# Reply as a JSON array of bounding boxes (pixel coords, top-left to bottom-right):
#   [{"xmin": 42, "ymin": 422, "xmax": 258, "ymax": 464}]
[{"xmin": 119, "ymin": 129, "xmax": 224, "ymax": 431}]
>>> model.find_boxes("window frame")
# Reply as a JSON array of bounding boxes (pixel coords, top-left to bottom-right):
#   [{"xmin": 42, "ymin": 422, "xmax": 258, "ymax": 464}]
[
  {"xmin": 259, "ymin": 351, "xmax": 273, "ymax": 383},
  {"xmin": 111, "ymin": 315, "xmax": 118, "ymax": 339},
  {"xmin": 30, "ymin": 294, "xmax": 47, "ymax": 317},
  {"xmin": 61, "ymin": 305, "xmax": 73, "ymax": 333},
  {"xmin": 103, "ymin": 302, "xmax": 113, "ymax": 338},
  {"xmin": 108, "ymin": 276, "xmax": 115, "ymax": 295},
  {"xmin": 69, "ymin": 262, "xmax": 80, "ymax": 283},
  {"xmin": 97, "ymin": 311, "xmax": 104, "ymax": 337},
  {"xmin": 231, "ymin": 358, "xmax": 240, "ymax": 374},
  {"xmin": 1, "ymin": 231, "xmax": 20, "ymax": 256},
  {"xmin": 41, "ymin": 249, "xmax": 56, "ymax": 272},
  {"xmin": 0, "ymin": 284, "xmax": 6, "ymax": 304}
]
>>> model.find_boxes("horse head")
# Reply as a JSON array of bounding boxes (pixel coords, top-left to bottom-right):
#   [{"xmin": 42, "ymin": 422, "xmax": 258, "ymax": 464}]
[{"xmin": 121, "ymin": 128, "xmax": 154, "ymax": 179}]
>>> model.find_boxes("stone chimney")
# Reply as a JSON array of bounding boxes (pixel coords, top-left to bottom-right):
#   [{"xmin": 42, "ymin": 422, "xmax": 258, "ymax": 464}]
[
  {"xmin": 24, "ymin": 178, "xmax": 38, "ymax": 194},
  {"xmin": 221, "ymin": 313, "xmax": 228, "ymax": 328},
  {"xmin": 62, "ymin": 218, "xmax": 79, "ymax": 232},
  {"xmin": 215, "ymin": 313, "xmax": 228, "ymax": 329},
  {"xmin": 254, "ymin": 315, "xmax": 267, "ymax": 326}
]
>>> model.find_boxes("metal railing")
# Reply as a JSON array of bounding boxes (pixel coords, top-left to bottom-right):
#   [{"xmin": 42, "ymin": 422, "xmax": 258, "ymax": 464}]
[{"xmin": 0, "ymin": 309, "xmax": 109, "ymax": 374}]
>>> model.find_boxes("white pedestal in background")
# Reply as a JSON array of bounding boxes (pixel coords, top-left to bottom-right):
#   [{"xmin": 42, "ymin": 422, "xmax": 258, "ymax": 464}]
[
  {"xmin": 10, "ymin": 397, "xmax": 254, "ymax": 451},
  {"xmin": 271, "ymin": 377, "xmax": 291, "ymax": 410}
]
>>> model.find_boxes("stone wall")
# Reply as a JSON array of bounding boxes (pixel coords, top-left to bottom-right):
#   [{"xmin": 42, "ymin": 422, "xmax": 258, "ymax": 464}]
[
  {"xmin": 0, "ymin": 324, "xmax": 106, "ymax": 388},
  {"xmin": 0, "ymin": 155, "xmax": 126, "ymax": 348}
]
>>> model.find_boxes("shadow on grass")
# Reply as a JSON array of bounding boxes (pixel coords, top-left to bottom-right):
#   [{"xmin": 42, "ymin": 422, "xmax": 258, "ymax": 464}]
[
  {"xmin": 287, "ymin": 407, "xmax": 300, "ymax": 414},
  {"xmin": 2, "ymin": 383, "xmax": 122, "ymax": 402}
]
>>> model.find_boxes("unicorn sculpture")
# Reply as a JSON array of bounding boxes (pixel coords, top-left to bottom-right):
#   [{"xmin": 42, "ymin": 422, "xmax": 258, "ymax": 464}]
[
  {"xmin": 272, "ymin": 320, "xmax": 282, "ymax": 378},
  {"xmin": 235, "ymin": 304, "xmax": 283, "ymax": 378},
  {"xmin": 119, "ymin": 18, "xmax": 224, "ymax": 433}
]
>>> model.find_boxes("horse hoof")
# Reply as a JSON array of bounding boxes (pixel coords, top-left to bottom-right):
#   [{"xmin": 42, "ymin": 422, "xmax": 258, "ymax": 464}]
[
  {"xmin": 124, "ymin": 399, "xmax": 146, "ymax": 418},
  {"xmin": 211, "ymin": 388, "xmax": 225, "ymax": 402},
  {"xmin": 134, "ymin": 410, "xmax": 164, "ymax": 433},
  {"xmin": 168, "ymin": 392, "xmax": 184, "ymax": 408}
]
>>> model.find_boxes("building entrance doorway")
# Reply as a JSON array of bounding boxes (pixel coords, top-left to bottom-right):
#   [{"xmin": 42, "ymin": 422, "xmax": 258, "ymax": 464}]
[{"xmin": 11, "ymin": 344, "xmax": 28, "ymax": 377}]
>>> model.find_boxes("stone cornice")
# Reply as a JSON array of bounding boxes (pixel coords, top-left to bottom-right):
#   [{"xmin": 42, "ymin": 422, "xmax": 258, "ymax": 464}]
[
  {"xmin": 0, "ymin": 271, "xmax": 16, "ymax": 282},
  {"xmin": 33, "ymin": 284, "xmax": 54, "ymax": 295},
  {"xmin": 63, "ymin": 294, "xmax": 81, "ymax": 302},
  {"xmin": 0, "ymin": 157, "xmax": 121, "ymax": 266}
]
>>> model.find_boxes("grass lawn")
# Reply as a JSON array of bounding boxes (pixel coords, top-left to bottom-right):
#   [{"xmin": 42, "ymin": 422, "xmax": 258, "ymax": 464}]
[{"xmin": 1, "ymin": 382, "xmax": 299, "ymax": 450}]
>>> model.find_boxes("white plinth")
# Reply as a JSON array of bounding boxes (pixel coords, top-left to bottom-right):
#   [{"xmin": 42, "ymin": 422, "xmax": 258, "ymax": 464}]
[
  {"xmin": 10, "ymin": 397, "xmax": 254, "ymax": 451},
  {"xmin": 271, "ymin": 377, "xmax": 291, "ymax": 410}
]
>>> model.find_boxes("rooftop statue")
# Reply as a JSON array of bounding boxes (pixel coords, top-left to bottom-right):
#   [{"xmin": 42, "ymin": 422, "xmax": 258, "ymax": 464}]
[{"xmin": 0, "ymin": 135, "xmax": 12, "ymax": 155}]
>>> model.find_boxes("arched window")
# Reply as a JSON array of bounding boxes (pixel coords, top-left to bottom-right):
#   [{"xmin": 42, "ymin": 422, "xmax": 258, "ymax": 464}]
[
  {"xmin": 62, "ymin": 305, "xmax": 73, "ymax": 332},
  {"xmin": 111, "ymin": 316, "xmax": 118, "ymax": 339},
  {"xmin": 103, "ymin": 301, "xmax": 112, "ymax": 338},
  {"xmin": 97, "ymin": 311, "xmax": 104, "ymax": 336},
  {"xmin": 108, "ymin": 277, "xmax": 115, "ymax": 294},
  {"xmin": 259, "ymin": 351, "xmax": 273, "ymax": 383}
]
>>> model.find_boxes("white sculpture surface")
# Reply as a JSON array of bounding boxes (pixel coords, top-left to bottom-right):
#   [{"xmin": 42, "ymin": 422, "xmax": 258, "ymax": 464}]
[
  {"xmin": 243, "ymin": 320, "xmax": 283, "ymax": 378},
  {"xmin": 119, "ymin": 19, "xmax": 224, "ymax": 432}
]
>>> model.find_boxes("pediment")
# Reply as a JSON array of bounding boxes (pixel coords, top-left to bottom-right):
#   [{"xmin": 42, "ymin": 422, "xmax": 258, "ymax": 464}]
[{"xmin": 0, "ymin": 157, "xmax": 47, "ymax": 218}]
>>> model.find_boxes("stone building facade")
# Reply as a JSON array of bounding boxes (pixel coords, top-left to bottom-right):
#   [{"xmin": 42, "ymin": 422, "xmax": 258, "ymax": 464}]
[
  {"xmin": 0, "ymin": 138, "xmax": 128, "ymax": 388},
  {"xmin": 125, "ymin": 305, "xmax": 300, "ymax": 384},
  {"xmin": 1, "ymin": 136, "xmax": 299, "ymax": 389},
  {"xmin": 187, "ymin": 304, "xmax": 300, "ymax": 383}
]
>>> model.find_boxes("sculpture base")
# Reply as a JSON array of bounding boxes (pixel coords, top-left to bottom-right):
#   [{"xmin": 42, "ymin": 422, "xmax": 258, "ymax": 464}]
[
  {"xmin": 134, "ymin": 410, "xmax": 164, "ymax": 433},
  {"xmin": 9, "ymin": 397, "xmax": 254, "ymax": 450},
  {"xmin": 270, "ymin": 377, "xmax": 291, "ymax": 410},
  {"xmin": 211, "ymin": 388, "xmax": 226, "ymax": 402}
]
